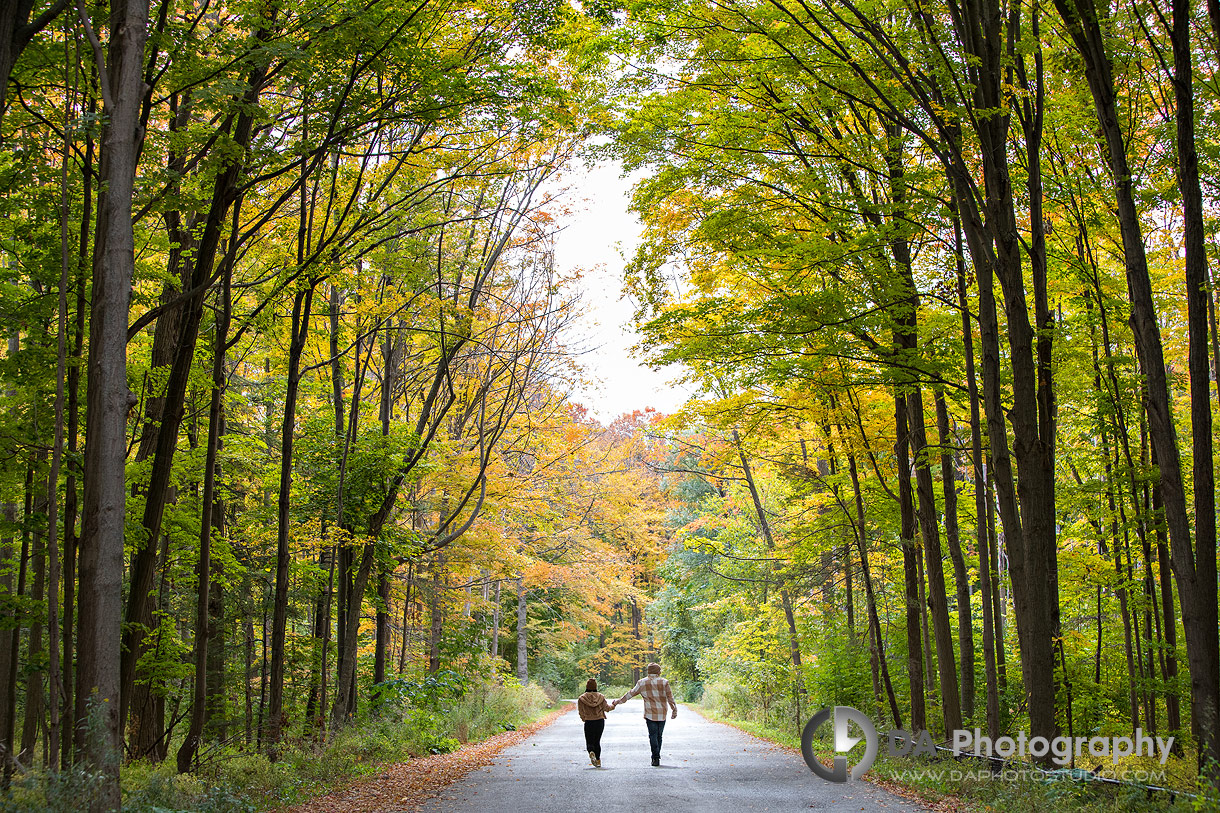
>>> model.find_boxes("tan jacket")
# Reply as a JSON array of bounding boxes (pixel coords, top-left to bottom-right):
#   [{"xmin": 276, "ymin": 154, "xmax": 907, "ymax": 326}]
[{"xmin": 577, "ymin": 691, "xmax": 613, "ymax": 720}]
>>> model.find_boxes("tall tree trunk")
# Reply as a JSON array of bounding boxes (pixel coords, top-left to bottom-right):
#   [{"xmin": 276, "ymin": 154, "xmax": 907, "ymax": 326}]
[
  {"xmin": 46, "ymin": 40, "xmax": 77, "ymax": 764},
  {"xmin": 373, "ymin": 325, "xmax": 394, "ymax": 692},
  {"xmin": 1017, "ymin": 0, "xmax": 1061, "ymax": 685},
  {"xmin": 428, "ymin": 552, "xmax": 444, "ymax": 674},
  {"xmin": 516, "ymin": 576, "xmax": 527, "ymax": 684},
  {"xmin": 984, "ymin": 464, "xmax": 1007, "ymax": 696},
  {"xmin": 1151, "ymin": 454, "xmax": 1182, "ymax": 740},
  {"xmin": 375, "ymin": 571, "xmax": 390, "ymax": 687},
  {"xmin": 1053, "ymin": 0, "xmax": 1219, "ymax": 774},
  {"xmin": 3, "ymin": 487, "xmax": 27, "ymax": 789},
  {"xmin": 206, "ymin": 518, "xmax": 226, "ymax": 744},
  {"xmin": 62, "ymin": 111, "xmax": 91, "ymax": 768},
  {"xmin": 268, "ymin": 281, "xmax": 317, "ymax": 751},
  {"xmin": 886, "ymin": 126, "xmax": 960, "ymax": 735},
  {"xmin": 895, "ymin": 394, "xmax": 925, "ymax": 734},
  {"xmin": 1169, "ymin": 0, "xmax": 1220, "ymax": 772},
  {"xmin": 330, "ymin": 542, "xmax": 376, "ymax": 727},
  {"xmin": 733, "ymin": 431, "xmax": 805, "ymax": 693},
  {"xmin": 957, "ymin": 218, "xmax": 999, "ymax": 741},
  {"xmin": 20, "ymin": 475, "xmax": 46, "ymax": 766},
  {"xmin": 0, "ymin": 414, "xmax": 16, "ymax": 790},
  {"xmin": 76, "ymin": 0, "xmax": 149, "ymax": 800},
  {"xmin": 491, "ymin": 578, "xmax": 501, "ymax": 659},
  {"xmin": 177, "ymin": 242, "xmax": 233, "ymax": 772},
  {"xmin": 1104, "ymin": 433, "xmax": 1140, "ymax": 729},
  {"xmin": 844, "ymin": 443, "xmax": 902, "ymax": 729},
  {"xmin": 936, "ymin": 390, "xmax": 974, "ymax": 725},
  {"xmin": 940, "ymin": 0, "xmax": 1059, "ymax": 748},
  {"xmin": 243, "ymin": 576, "xmax": 254, "ymax": 746},
  {"xmin": 326, "ymin": 283, "xmax": 345, "ymax": 727},
  {"xmin": 907, "ymin": 391, "xmax": 962, "ymax": 734},
  {"xmin": 305, "ymin": 543, "xmax": 332, "ymax": 727},
  {"xmin": 122, "ymin": 62, "xmax": 266, "ymax": 744}
]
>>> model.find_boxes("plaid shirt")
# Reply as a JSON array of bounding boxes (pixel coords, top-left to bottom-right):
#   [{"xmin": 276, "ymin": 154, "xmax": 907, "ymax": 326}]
[{"xmin": 618, "ymin": 675, "xmax": 677, "ymax": 721}]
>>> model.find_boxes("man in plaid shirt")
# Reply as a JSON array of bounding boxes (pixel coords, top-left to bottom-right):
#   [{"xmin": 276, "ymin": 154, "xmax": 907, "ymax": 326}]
[{"xmin": 613, "ymin": 662, "xmax": 678, "ymax": 766}]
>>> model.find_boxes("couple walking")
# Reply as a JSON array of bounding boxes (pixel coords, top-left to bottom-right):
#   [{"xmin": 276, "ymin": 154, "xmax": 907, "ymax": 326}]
[{"xmin": 577, "ymin": 662, "xmax": 678, "ymax": 768}]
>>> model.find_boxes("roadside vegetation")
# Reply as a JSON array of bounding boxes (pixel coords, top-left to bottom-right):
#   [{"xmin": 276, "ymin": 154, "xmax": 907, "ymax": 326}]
[{"xmin": 1, "ymin": 666, "xmax": 554, "ymax": 812}]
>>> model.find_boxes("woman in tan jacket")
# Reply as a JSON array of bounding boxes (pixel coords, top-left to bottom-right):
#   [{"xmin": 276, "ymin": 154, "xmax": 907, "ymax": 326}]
[{"xmin": 577, "ymin": 678, "xmax": 615, "ymax": 766}]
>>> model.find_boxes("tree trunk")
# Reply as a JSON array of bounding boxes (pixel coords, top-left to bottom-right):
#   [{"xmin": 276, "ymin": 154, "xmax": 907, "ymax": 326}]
[
  {"xmin": 268, "ymin": 281, "xmax": 317, "ymax": 751},
  {"xmin": 1169, "ymin": 0, "xmax": 1220, "ymax": 772},
  {"xmin": 76, "ymin": 0, "xmax": 149, "ymax": 800},
  {"xmin": 3, "ymin": 494, "xmax": 26, "ymax": 788},
  {"xmin": 908, "ymin": 391, "xmax": 962, "ymax": 734},
  {"xmin": 330, "ymin": 542, "xmax": 377, "ymax": 727},
  {"xmin": 516, "ymin": 576, "xmax": 527, "ymax": 684},
  {"xmin": 1151, "ymin": 455, "xmax": 1182, "ymax": 739},
  {"xmin": 1053, "ymin": 0, "xmax": 1219, "ymax": 774},
  {"xmin": 428, "ymin": 552, "xmax": 445, "ymax": 674},
  {"xmin": 895, "ymin": 394, "xmax": 925, "ymax": 734},
  {"xmin": 939, "ymin": 0, "xmax": 1059, "ymax": 748},
  {"xmin": 305, "ymin": 544, "xmax": 332, "ymax": 727},
  {"xmin": 0, "ymin": 442, "xmax": 16, "ymax": 789},
  {"xmin": 62, "ymin": 115, "xmax": 91, "ymax": 768},
  {"xmin": 491, "ymin": 578, "xmax": 501, "ymax": 658},
  {"xmin": 957, "ymin": 215, "xmax": 1000, "ymax": 742},
  {"xmin": 20, "ymin": 477, "xmax": 46, "ymax": 766},
  {"xmin": 122, "ymin": 62, "xmax": 266, "ymax": 744},
  {"xmin": 206, "ymin": 538, "xmax": 226, "ymax": 743},
  {"xmin": 844, "ymin": 445, "xmax": 902, "ymax": 729},
  {"xmin": 935, "ymin": 390, "xmax": 974, "ymax": 725},
  {"xmin": 733, "ymin": 431, "xmax": 805, "ymax": 693},
  {"xmin": 177, "ymin": 247, "xmax": 232, "ymax": 772},
  {"xmin": 375, "ymin": 571, "xmax": 390, "ymax": 687}
]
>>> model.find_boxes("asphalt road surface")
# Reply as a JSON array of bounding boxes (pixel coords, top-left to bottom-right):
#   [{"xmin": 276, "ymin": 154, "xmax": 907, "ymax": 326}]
[{"xmin": 414, "ymin": 701, "xmax": 925, "ymax": 812}]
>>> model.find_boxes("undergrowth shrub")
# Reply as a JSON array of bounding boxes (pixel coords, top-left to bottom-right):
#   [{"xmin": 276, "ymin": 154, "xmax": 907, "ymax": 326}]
[
  {"xmin": 0, "ymin": 764, "xmax": 104, "ymax": 813},
  {"xmin": 101, "ymin": 672, "xmax": 554, "ymax": 811},
  {"xmin": 446, "ymin": 678, "xmax": 550, "ymax": 742}
]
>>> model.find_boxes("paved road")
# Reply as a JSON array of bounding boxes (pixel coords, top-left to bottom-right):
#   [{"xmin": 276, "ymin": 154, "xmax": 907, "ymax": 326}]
[{"xmin": 414, "ymin": 701, "xmax": 925, "ymax": 812}]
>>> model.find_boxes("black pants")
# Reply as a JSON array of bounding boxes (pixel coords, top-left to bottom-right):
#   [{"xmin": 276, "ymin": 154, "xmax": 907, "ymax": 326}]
[
  {"xmin": 646, "ymin": 718, "xmax": 666, "ymax": 759},
  {"xmin": 584, "ymin": 718, "xmax": 605, "ymax": 758}
]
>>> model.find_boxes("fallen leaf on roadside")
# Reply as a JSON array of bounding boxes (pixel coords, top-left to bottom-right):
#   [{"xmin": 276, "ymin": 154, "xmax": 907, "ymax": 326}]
[{"xmin": 282, "ymin": 705, "xmax": 573, "ymax": 813}]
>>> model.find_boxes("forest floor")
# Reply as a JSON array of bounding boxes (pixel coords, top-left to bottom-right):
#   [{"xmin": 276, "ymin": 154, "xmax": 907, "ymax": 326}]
[{"xmin": 282, "ymin": 704, "xmax": 574, "ymax": 813}]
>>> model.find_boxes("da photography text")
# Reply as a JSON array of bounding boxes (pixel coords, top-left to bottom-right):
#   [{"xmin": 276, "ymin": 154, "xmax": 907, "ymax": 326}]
[{"xmin": 801, "ymin": 706, "xmax": 1175, "ymax": 783}]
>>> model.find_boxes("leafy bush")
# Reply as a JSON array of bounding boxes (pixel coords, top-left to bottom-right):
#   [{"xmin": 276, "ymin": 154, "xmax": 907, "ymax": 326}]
[
  {"xmin": 109, "ymin": 675, "xmax": 552, "ymax": 810},
  {"xmin": 445, "ymin": 678, "xmax": 551, "ymax": 743},
  {"xmin": 0, "ymin": 764, "xmax": 104, "ymax": 813},
  {"xmin": 371, "ymin": 669, "xmax": 468, "ymax": 716}
]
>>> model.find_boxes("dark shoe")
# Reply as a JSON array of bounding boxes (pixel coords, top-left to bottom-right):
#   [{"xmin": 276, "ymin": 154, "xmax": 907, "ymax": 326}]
[{"xmin": 651, "ymin": 756, "xmax": 660, "ymax": 766}]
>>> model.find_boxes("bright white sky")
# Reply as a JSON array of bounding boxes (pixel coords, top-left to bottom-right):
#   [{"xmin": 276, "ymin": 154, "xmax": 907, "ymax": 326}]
[{"xmin": 550, "ymin": 160, "xmax": 693, "ymax": 424}]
